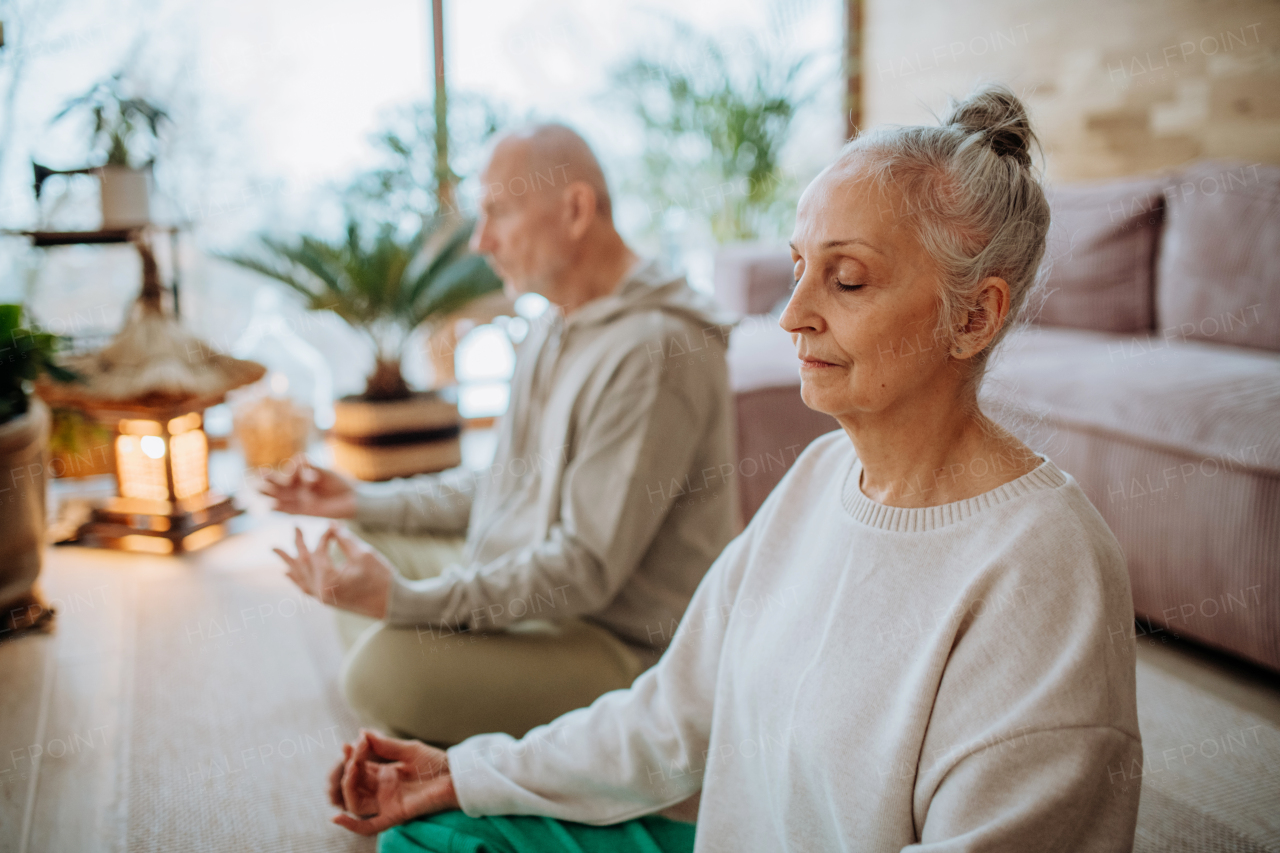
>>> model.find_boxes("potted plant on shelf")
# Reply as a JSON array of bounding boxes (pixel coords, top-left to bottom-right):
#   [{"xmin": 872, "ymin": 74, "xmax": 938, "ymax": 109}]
[
  {"xmin": 0, "ymin": 305, "xmax": 78, "ymax": 638},
  {"xmin": 222, "ymin": 217, "xmax": 503, "ymax": 480},
  {"xmin": 51, "ymin": 72, "xmax": 169, "ymax": 229}
]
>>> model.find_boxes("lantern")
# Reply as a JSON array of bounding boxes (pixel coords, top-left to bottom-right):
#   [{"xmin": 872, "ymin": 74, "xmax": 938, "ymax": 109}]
[{"xmin": 76, "ymin": 404, "xmax": 240, "ymax": 554}]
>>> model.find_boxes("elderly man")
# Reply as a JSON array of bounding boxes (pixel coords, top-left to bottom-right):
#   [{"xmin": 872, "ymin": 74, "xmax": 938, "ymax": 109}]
[{"xmin": 268, "ymin": 124, "xmax": 738, "ymax": 746}]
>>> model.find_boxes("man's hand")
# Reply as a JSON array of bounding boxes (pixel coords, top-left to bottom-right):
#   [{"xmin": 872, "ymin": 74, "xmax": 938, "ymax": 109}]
[
  {"xmin": 274, "ymin": 524, "xmax": 392, "ymax": 619},
  {"xmin": 329, "ymin": 729, "xmax": 459, "ymax": 836},
  {"xmin": 260, "ymin": 458, "xmax": 357, "ymax": 519}
]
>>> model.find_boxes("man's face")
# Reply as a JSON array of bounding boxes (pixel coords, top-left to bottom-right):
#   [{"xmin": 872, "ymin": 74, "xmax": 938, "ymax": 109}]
[{"xmin": 470, "ymin": 142, "xmax": 570, "ymax": 299}]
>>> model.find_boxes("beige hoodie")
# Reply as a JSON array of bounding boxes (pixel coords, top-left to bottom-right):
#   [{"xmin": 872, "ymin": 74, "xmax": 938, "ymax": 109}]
[{"xmin": 354, "ymin": 258, "xmax": 740, "ymax": 650}]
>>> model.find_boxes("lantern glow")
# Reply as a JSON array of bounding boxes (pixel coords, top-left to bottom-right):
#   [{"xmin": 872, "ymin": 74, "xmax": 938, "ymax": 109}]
[{"xmin": 78, "ymin": 407, "xmax": 239, "ymax": 553}]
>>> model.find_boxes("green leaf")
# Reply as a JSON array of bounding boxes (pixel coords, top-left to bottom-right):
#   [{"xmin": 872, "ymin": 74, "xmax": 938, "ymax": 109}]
[
  {"xmin": 217, "ymin": 217, "xmax": 502, "ymax": 384},
  {"xmin": 0, "ymin": 305, "xmax": 79, "ymax": 425}
]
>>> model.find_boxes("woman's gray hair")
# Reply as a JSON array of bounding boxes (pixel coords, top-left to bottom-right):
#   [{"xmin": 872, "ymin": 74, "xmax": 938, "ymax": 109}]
[{"xmin": 837, "ymin": 84, "xmax": 1050, "ymax": 390}]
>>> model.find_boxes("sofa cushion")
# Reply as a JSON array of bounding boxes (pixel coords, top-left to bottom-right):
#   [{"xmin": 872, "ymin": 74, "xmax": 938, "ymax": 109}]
[
  {"xmin": 1156, "ymin": 161, "xmax": 1280, "ymax": 352},
  {"xmin": 1033, "ymin": 176, "xmax": 1166, "ymax": 334},
  {"xmin": 983, "ymin": 326, "xmax": 1280, "ymax": 477},
  {"xmin": 713, "ymin": 244, "xmax": 795, "ymax": 317}
]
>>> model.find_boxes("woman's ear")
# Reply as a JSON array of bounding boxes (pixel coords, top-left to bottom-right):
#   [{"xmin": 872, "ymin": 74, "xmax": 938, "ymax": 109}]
[{"xmin": 953, "ymin": 276, "xmax": 1010, "ymax": 359}]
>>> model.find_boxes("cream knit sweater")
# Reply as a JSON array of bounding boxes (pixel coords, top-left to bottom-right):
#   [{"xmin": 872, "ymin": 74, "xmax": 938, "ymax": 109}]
[{"xmin": 447, "ymin": 431, "xmax": 1144, "ymax": 852}]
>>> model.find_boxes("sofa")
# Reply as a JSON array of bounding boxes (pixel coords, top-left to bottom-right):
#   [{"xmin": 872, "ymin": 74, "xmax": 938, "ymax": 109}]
[{"xmin": 717, "ymin": 160, "xmax": 1280, "ymax": 673}]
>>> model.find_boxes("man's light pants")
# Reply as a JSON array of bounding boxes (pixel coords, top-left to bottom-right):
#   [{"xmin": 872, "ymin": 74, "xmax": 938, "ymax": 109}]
[{"xmin": 337, "ymin": 522, "xmax": 648, "ymax": 746}]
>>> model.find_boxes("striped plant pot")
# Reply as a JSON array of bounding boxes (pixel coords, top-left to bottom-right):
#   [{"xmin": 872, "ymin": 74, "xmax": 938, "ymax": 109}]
[{"xmin": 328, "ymin": 391, "xmax": 462, "ymax": 481}]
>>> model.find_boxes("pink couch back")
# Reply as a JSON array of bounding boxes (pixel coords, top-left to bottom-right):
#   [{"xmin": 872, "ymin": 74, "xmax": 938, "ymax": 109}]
[
  {"xmin": 1036, "ymin": 160, "xmax": 1279, "ymax": 352},
  {"xmin": 1156, "ymin": 161, "xmax": 1280, "ymax": 352}
]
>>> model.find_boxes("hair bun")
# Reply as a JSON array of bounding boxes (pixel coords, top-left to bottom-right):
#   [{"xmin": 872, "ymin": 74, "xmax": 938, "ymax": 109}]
[{"xmin": 945, "ymin": 84, "xmax": 1034, "ymax": 168}]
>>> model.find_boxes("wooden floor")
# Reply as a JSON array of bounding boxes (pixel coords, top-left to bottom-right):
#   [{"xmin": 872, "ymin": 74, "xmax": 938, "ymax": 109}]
[{"xmin": 1, "ymin": 445, "xmax": 1277, "ymax": 851}]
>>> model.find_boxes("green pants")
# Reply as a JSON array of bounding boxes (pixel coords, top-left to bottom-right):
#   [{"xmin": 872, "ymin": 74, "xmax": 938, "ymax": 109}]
[{"xmin": 378, "ymin": 811, "xmax": 696, "ymax": 853}]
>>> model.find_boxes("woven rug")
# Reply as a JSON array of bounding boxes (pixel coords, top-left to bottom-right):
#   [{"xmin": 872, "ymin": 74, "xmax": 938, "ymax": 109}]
[
  {"xmin": 1133, "ymin": 662, "xmax": 1280, "ymax": 852},
  {"xmin": 110, "ymin": 520, "xmax": 372, "ymax": 853},
  {"xmin": 121, "ymin": 569, "xmax": 371, "ymax": 852},
  {"xmin": 14, "ymin": 516, "xmax": 1277, "ymax": 852}
]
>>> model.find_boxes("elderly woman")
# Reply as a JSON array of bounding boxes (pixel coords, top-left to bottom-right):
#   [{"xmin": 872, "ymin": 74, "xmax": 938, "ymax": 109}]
[{"xmin": 321, "ymin": 86, "xmax": 1144, "ymax": 852}]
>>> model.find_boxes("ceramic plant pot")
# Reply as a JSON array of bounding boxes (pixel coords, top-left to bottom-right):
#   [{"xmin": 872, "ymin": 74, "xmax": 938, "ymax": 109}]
[
  {"xmin": 0, "ymin": 398, "xmax": 55, "ymax": 637},
  {"xmin": 99, "ymin": 165, "xmax": 151, "ymax": 229}
]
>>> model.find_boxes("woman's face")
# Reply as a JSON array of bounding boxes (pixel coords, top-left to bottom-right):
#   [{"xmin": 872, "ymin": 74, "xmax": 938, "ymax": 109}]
[{"xmin": 780, "ymin": 165, "xmax": 954, "ymax": 424}]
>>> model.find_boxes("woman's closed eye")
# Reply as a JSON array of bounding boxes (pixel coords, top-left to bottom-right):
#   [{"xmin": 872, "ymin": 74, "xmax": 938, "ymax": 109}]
[{"xmin": 835, "ymin": 279, "xmax": 864, "ymax": 292}]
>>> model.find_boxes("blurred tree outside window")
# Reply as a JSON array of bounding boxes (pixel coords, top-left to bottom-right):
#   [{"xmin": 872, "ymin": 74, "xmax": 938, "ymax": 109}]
[
  {"xmin": 0, "ymin": 0, "xmax": 840, "ymax": 422},
  {"xmin": 611, "ymin": 24, "xmax": 815, "ymax": 246}
]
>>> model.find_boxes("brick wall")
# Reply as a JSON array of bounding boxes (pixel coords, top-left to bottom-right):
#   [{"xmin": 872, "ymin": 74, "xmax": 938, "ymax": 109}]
[{"xmin": 862, "ymin": 0, "xmax": 1280, "ymax": 181}]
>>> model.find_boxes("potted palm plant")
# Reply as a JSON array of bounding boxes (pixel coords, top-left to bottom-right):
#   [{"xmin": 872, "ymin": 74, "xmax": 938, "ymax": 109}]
[
  {"xmin": 222, "ymin": 217, "xmax": 503, "ymax": 480},
  {"xmin": 0, "ymin": 305, "xmax": 77, "ymax": 637},
  {"xmin": 52, "ymin": 73, "xmax": 168, "ymax": 229}
]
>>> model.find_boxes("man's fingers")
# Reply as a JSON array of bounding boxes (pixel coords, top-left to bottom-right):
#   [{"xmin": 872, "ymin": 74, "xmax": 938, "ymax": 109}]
[
  {"xmin": 294, "ymin": 526, "xmax": 310, "ymax": 558},
  {"xmin": 313, "ymin": 528, "xmax": 342, "ymax": 586},
  {"xmin": 292, "ymin": 527, "xmax": 318, "ymax": 584},
  {"xmin": 276, "ymin": 551, "xmax": 310, "ymax": 596},
  {"xmin": 332, "ymin": 526, "xmax": 365, "ymax": 562},
  {"xmin": 273, "ymin": 548, "xmax": 299, "ymax": 573}
]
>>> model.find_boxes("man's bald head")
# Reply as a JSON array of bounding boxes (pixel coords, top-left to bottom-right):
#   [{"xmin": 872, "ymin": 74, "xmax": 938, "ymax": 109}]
[
  {"xmin": 487, "ymin": 123, "xmax": 612, "ymax": 220},
  {"xmin": 472, "ymin": 122, "xmax": 633, "ymax": 308}
]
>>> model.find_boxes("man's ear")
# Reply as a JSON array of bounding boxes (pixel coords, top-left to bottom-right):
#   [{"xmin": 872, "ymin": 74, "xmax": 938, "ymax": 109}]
[{"xmin": 563, "ymin": 182, "xmax": 598, "ymax": 240}]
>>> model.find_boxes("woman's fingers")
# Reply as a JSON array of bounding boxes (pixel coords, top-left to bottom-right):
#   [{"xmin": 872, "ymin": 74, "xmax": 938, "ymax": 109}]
[
  {"xmin": 328, "ymin": 752, "xmax": 348, "ymax": 808},
  {"xmin": 364, "ymin": 730, "xmax": 421, "ymax": 764},
  {"xmin": 342, "ymin": 732, "xmax": 372, "ymax": 812},
  {"xmin": 332, "ymin": 812, "xmax": 396, "ymax": 836}
]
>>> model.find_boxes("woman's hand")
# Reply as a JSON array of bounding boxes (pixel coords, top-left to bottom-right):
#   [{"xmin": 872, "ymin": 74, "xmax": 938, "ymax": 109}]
[
  {"xmin": 260, "ymin": 458, "xmax": 358, "ymax": 519},
  {"xmin": 330, "ymin": 729, "xmax": 459, "ymax": 836},
  {"xmin": 274, "ymin": 524, "xmax": 392, "ymax": 619}
]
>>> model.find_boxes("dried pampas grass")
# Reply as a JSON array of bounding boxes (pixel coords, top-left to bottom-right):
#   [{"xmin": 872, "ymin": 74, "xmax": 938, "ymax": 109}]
[{"xmin": 43, "ymin": 236, "xmax": 265, "ymax": 408}]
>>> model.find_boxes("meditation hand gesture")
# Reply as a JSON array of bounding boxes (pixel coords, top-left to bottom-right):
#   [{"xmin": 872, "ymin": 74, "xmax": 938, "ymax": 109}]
[
  {"xmin": 328, "ymin": 729, "xmax": 459, "ymax": 836},
  {"xmin": 260, "ymin": 458, "xmax": 357, "ymax": 519},
  {"xmin": 274, "ymin": 524, "xmax": 392, "ymax": 619}
]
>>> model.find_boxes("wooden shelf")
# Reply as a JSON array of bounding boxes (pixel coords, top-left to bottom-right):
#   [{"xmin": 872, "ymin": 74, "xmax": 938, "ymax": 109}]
[{"xmin": 4, "ymin": 226, "xmax": 180, "ymax": 247}]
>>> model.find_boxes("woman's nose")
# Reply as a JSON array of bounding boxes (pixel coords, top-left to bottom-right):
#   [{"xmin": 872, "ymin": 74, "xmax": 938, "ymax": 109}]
[{"xmin": 779, "ymin": 273, "xmax": 824, "ymax": 334}]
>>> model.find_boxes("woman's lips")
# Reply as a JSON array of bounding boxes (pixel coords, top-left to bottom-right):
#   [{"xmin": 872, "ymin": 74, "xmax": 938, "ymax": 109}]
[{"xmin": 799, "ymin": 357, "xmax": 840, "ymax": 369}]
